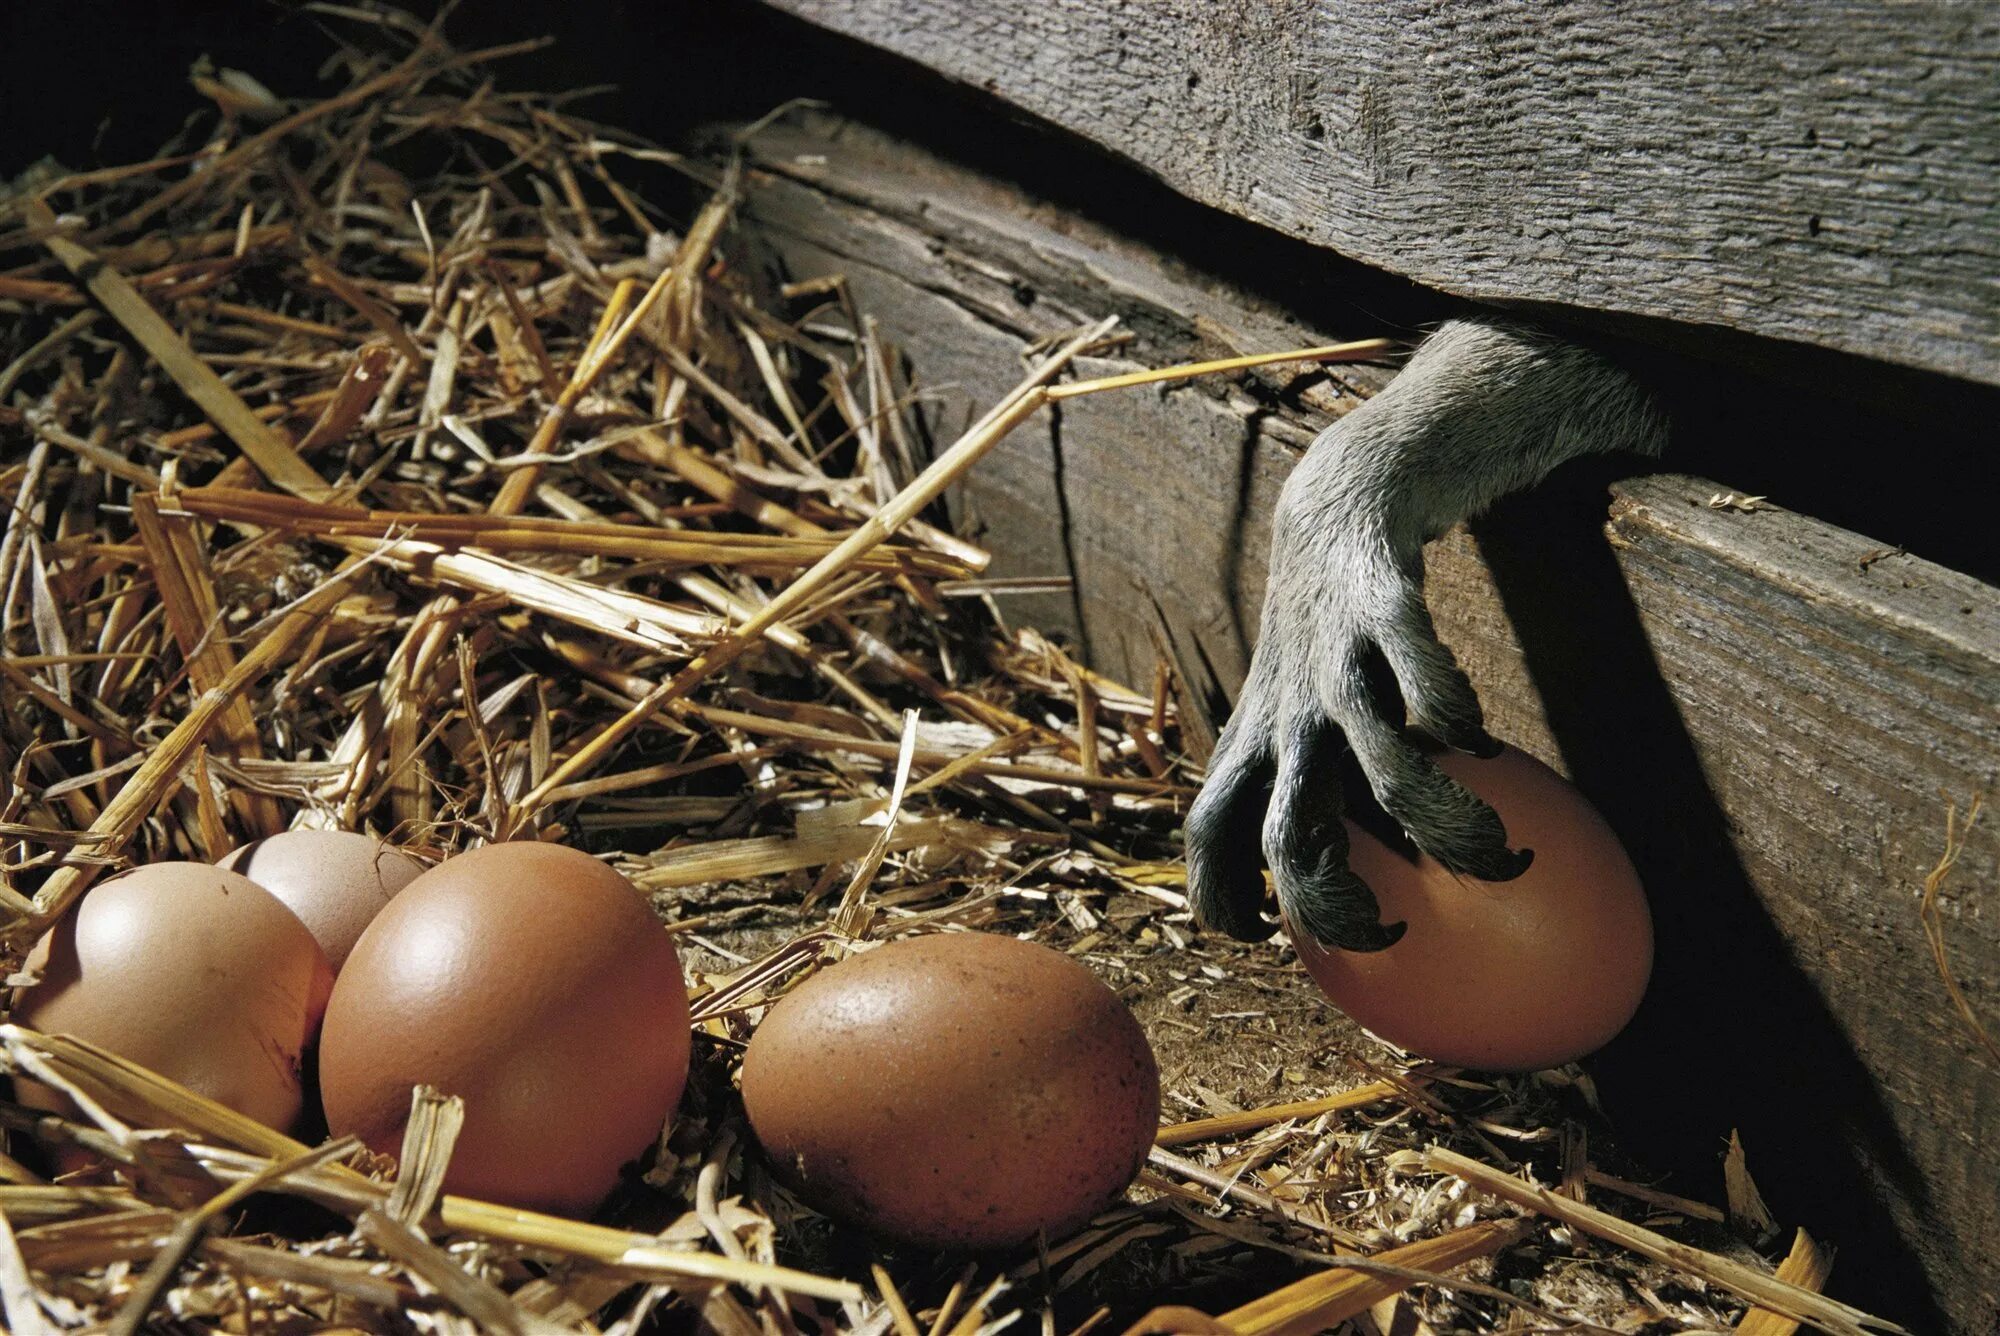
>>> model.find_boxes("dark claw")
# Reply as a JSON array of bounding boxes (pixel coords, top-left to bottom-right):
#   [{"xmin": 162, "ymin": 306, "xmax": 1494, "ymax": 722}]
[
  {"xmin": 1189, "ymin": 863, "xmax": 1280, "ymax": 942},
  {"xmin": 1277, "ymin": 850, "xmax": 1407, "ymax": 952},
  {"xmin": 1263, "ymin": 723, "xmax": 1405, "ymax": 952},
  {"xmin": 1461, "ymin": 728, "xmax": 1505, "ymax": 760},
  {"xmin": 1338, "ymin": 916, "xmax": 1408, "ymax": 953},
  {"xmin": 1186, "ymin": 737, "xmax": 1279, "ymax": 943},
  {"xmin": 1375, "ymin": 759, "xmax": 1532, "ymax": 884},
  {"xmin": 1416, "ymin": 720, "xmax": 1505, "ymax": 759},
  {"xmin": 1447, "ymin": 840, "xmax": 1535, "ymax": 883}
]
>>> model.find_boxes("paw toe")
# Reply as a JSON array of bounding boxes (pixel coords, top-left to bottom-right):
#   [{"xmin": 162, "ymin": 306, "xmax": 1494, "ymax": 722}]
[
  {"xmin": 1374, "ymin": 754, "xmax": 1529, "ymax": 882},
  {"xmin": 1185, "ymin": 732, "xmax": 1278, "ymax": 942},
  {"xmin": 1278, "ymin": 859, "xmax": 1406, "ymax": 953}
]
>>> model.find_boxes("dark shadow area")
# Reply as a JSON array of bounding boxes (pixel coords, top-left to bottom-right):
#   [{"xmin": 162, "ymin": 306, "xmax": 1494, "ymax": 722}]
[
  {"xmin": 1221, "ymin": 406, "xmax": 1277, "ymax": 666},
  {"xmin": 1469, "ymin": 465, "xmax": 1951, "ymax": 1331},
  {"xmin": 1042, "ymin": 401, "xmax": 1095, "ymax": 664}
]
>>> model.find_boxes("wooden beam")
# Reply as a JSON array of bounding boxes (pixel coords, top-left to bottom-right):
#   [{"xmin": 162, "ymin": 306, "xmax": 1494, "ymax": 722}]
[
  {"xmin": 756, "ymin": 0, "xmax": 2000, "ymax": 387},
  {"xmin": 732, "ymin": 115, "xmax": 2000, "ymax": 1334}
]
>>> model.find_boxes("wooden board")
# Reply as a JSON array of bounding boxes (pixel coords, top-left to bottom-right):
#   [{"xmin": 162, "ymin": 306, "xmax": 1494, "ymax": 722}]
[
  {"xmin": 755, "ymin": 0, "xmax": 2000, "ymax": 388},
  {"xmin": 733, "ymin": 115, "xmax": 2000, "ymax": 1333}
]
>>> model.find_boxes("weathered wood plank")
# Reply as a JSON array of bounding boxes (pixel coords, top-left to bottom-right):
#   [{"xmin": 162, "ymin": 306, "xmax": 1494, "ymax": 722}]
[
  {"xmin": 1427, "ymin": 478, "xmax": 2000, "ymax": 1333},
  {"xmin": 756, "ymin": 0, "xmax": 2000, "ymax": 387},
  {"xmin": 733, "ymin": 116, "xmax": 2000, "ymax": 1332}
]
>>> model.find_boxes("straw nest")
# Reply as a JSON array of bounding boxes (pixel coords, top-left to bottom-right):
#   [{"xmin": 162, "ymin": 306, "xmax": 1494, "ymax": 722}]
[{"xmin": 0, "ymin": 7, "xmax": 1893, "ymax": 1334}]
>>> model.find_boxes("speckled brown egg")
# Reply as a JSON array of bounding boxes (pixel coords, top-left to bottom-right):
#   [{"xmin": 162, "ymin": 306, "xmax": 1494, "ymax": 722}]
[
  {"xmin": 13, "ymin": 862, "xmax": 334, "ymax": 1132},
  {"xmin": 218, "ymin": 828, "xmax": 425, "ymax": 971},
  {"xmin": 317, "ymin": 841, "xmax": 690, "ymax": 1216},
  {"xmin": 1293, "ymin": 745, "xmax": 1653, "ymax": 1072},
  {"xmin": 741, "ymin": 932, "xmax": 1160, "ymax": 1250}
]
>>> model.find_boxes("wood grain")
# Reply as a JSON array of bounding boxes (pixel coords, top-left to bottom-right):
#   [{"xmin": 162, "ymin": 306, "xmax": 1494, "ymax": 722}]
[
  {"xmin": 733, "ymin": 115, "xmax": 1999, "ymax": 1333},
  {"xmin": 757, "ymin": 0, "xmax": 2000, "ymax": 387}
]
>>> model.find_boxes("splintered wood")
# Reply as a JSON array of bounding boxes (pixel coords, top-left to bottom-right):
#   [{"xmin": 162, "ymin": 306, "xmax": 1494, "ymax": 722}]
[{"xmin": 0, "ymin": 9, "xmax": 1892, "ymax": 1336}]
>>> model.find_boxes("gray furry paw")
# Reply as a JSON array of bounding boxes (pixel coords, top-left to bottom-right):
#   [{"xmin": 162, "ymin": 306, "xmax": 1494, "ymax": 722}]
[{"xmin": 1186, "ymin": 319, "xmax": 1663, "ymax": 951}]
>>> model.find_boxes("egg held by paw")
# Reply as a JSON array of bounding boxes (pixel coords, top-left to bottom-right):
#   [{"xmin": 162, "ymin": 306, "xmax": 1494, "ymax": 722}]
[
  {"xmin": 741, "ymin": 932, "xmax": 1160, "ymax": 1251},
  {"xmin": 317, "ymin": 842, "xmax": 691, "ymax": 1216},
  {"xmin": 218, "ymin": 828, "xmax": 425, "ymax": 971},
  {"xmin": 13, "ymin": 862, "xmax": 334, "ymax": 1132},
  {"xmin": 1293, "ymin": 746, "xmax": 1652, "ymax": 1072}
]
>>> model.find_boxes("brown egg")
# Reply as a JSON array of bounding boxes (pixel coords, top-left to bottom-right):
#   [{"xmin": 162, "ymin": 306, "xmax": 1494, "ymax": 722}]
[
  {"xmin": 218, "ymin": 828, "xmax": 425, "ymax": 971},
  {"xmin": 317, "ymin": 841, "xmax": 690, "ymax": 1216},
  {"xmin": 13, "ymin": 863, "xmax": 334, "ymax": 1131},
  {"xmin": 741, "ymin": 932, "xmax": 1160, "ymax": 1250},
  {"xmin": 1293, "ymin": 746, "xmax": 1652, "ymax": 1071}
]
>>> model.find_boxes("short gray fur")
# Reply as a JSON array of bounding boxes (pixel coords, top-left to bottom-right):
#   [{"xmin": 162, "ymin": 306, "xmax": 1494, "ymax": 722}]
[
  {"xmin": 759, "ymin": 0, "xmax": 2000, "ymax": 385},
  {"xmin": 1187, "ymin": 320, "xmax": 1666, "ymax": 950}
]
